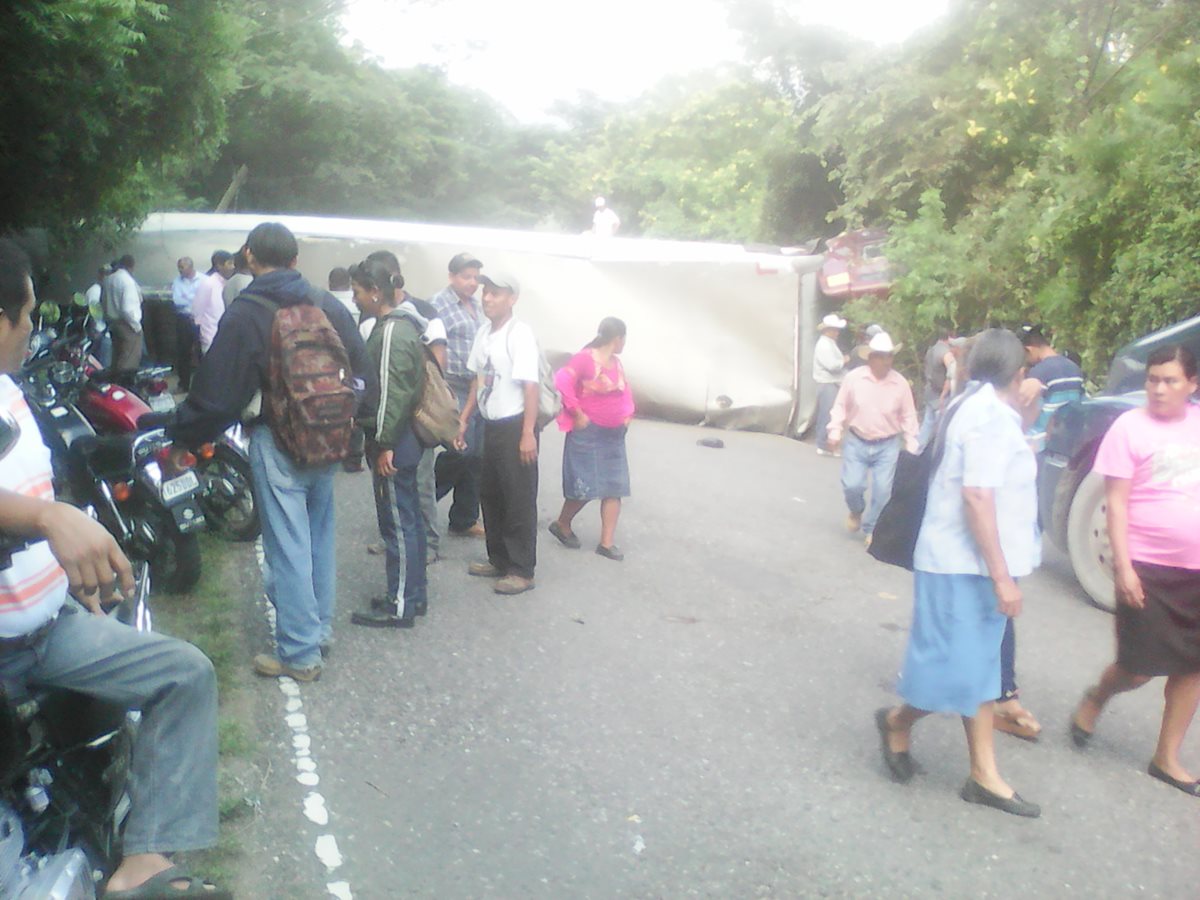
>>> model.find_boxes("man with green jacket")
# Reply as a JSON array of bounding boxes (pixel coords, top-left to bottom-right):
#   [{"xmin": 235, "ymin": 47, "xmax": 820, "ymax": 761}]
[{"xmin": 348, "ymin": 259, "xmax": 429, "ymax": 628}]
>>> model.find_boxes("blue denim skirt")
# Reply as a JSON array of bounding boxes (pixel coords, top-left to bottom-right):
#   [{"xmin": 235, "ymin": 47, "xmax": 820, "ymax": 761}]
[
  {"xmin": 562, "ymin": 424, "xmax": 630, "ymax": 500},
  {"xmin": 897, "ymin": 571, "xmax": 1006, "ymax": 717}
]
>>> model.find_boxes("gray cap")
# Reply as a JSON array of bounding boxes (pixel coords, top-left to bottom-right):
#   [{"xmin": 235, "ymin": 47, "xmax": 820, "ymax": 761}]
[
  {"xmin": 865, "ymin": 323, "xmax": 885, "ymax": 337},
  {"xmin": 480, "ymin": 272, "xmax": 521, "ymax": 296},
  {"xmin": 448, "ymin": 252, "xmax": 483, "ymax": 274}
]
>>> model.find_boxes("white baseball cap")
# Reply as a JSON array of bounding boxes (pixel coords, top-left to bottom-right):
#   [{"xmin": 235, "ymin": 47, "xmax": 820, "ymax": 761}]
[
  {"xmin": 868, "ymin": 332, "xmax": 897, "ymax": 354},
  {"xmin": 820, "ymin": 314, "xmax": 847, "ymax": 330}
]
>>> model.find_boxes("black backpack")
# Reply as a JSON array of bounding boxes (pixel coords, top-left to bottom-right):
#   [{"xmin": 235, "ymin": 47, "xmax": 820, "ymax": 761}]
[{"xmin": 867, "ymin": 383, "xmax": 981, "ymax": 570}]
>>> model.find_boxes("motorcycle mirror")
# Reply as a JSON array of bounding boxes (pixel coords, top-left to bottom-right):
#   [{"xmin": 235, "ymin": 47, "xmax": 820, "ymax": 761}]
[
  {"xmin": 89, "ymin": 302, "xmax": 105, "ymax": 323},
  {"xmin": 39, "ymin": 301, "xmax": 60, "ymax": 324},
  {"xmin": 72, "ymin": 291, "xmax": 88, "ymax": 308}
]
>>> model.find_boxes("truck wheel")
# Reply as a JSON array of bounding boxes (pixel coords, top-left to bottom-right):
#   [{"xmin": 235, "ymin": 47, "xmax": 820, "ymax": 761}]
[{"xmin": 1066, "ymin": 469, "xmax": 1117, "ymax": 613}]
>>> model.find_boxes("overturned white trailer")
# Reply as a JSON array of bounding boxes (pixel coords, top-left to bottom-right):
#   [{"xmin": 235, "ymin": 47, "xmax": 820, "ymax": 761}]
[{"xmin": 120, "ymin": 212, "xmax": 825, "ymax": 436}]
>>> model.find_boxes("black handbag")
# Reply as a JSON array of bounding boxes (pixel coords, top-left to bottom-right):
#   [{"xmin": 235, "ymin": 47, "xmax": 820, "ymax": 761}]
[{"xmin": 867, "ymin": 384, "xmax": 980, "ymax": 570}]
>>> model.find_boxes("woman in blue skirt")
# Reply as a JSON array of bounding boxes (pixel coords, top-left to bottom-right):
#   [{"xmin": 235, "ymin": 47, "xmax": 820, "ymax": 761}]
[
  {"xmin": 548, "ymin": 318, "xmax": 635, "ymax": 560},
  {"xmin": 875, "ymin": 329, "xmax": 1042, "ymax": 818}
]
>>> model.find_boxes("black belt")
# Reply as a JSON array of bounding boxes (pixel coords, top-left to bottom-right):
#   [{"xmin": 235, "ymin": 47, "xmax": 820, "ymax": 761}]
[
  {"xmin": 849, "ymin": 430, "xmax": 899, "ymax": 444},
  {"xmin": 0, "ymin": 613, "xmax": 58, "ymax": 653}
]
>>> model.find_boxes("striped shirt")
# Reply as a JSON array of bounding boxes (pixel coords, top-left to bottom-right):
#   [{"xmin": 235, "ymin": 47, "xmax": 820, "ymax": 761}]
[
  {"xmin": 1028, "ymin": 354, "xmax": 1085, "ymax": 435},
  {"xmin": 0, "ymin": 376, "xmax": 67, "ymax": 637},
  {"xmin": 430, "ymin": 286, "xmax": 483, "ymax": 383}
]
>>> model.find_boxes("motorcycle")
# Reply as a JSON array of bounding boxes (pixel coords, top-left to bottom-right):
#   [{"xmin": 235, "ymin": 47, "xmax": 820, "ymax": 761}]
[
  {"xmin": 0, "ymin": 534, "xmax": 152, "ymax": 899},
  {"xmin": 18, "ymin": 332, "xmax": 205, "ymax": 593},
  {"xmin": 39, "ymin": 317, "xmax": 259, "ymax": 544}
]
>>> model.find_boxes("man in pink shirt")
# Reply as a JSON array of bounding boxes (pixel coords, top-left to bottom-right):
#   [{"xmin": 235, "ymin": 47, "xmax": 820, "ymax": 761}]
[
  {"xmin": 827, "ymin": 331, "xmax": 918, "ymax": 545},
  {"xmin": 193, "ymin": 250, "xmax": 235, "ymax": 355}
]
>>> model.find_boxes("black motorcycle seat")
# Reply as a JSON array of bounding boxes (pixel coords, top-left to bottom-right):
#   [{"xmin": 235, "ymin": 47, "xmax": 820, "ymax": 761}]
[{"xmin": 70, "ymin": 433, "xmax": 135, "ymax": 473}]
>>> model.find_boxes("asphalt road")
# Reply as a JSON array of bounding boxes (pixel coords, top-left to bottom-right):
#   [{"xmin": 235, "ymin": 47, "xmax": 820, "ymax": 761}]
[{"xmin": 236, "ymin": 419, "xmax": 1199, "ymax": 899}]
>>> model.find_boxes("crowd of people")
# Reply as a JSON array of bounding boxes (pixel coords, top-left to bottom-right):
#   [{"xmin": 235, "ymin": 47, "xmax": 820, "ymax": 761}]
[
  {"xmin": 0, "ymin": 219, "xmax": 1195, "ymax": 897},
  {"xmin": 812, "ymin": 318, "xmax": 1200, "ymax": 816}
]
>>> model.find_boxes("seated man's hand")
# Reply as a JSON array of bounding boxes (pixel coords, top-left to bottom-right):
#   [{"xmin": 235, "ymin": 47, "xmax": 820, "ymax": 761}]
[{"xmin": 37, "ymin": 502, "xmax": 134, "ymax": 610}]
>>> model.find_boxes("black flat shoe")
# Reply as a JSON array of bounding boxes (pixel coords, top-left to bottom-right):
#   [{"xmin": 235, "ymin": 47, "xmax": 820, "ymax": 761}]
[
  {"xmin": 1147, "ymin": 762, "xmax": 1200, "ymax": 797},
  {"xmin": 960, "ymin": 779, "xmax": 1041, "ymax": 818},
  {"xmin": 413, "ymin": 600, "xmax": 428, "ymax": 617},
  {"xmin": 351, "ymin": 607, "xmax": 415, "ymax": 629},
  {"xmin": 874, "ymin": 707, "xmax": 915, "ymax": 784},
  {"xmin": 548, "ymin": 522, "xmax": 581, "ymax": 549},
  {"xmin": 595, "ymin": 544, "xmax": 624, "ymax": 561},
  {"xmin": 1070, "ymin": 689, "xmax": 1099, "ymax": 748}
]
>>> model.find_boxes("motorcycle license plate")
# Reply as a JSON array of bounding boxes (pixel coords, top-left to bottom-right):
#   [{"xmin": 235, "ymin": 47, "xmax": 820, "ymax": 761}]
[
  {"xmin": 171, "ymin": 500, "xmax": 205, "ymax": 533},
  {"xmin": 161, "ymin": 471, "xmax": 200, "ymax": 503},
  {"xmin": 148, "ymin": 393, "xmax": 176, "ymax": 412}
]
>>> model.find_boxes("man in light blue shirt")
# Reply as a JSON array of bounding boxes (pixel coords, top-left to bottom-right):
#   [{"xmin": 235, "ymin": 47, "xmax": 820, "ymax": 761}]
[{"xmin": 171, "ymin": 256, "xmax": 204, "ymax": 391}]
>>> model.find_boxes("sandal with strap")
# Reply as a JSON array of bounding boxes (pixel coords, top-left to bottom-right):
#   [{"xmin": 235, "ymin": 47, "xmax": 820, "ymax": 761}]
[
  {"xmin": 1070, "ymin": 688, "xmax": 1102, "ymax": 749},
  {"xmin": 104, "ymin": 865, "xmax": 231, "ymax": 899},
  {"xmin": 994, "ymin": 705, "xmax": 1042, "ymax": 742}
]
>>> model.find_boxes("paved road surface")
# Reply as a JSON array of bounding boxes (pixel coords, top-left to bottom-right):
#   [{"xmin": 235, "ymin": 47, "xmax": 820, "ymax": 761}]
[{"xmin": 235, "ymin": 420, "xmax": 1198, "ymax": 898}]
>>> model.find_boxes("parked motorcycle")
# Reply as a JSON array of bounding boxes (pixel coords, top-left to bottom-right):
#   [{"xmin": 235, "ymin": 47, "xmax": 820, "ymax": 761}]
[
  {"xmin": 18, "ymin": 332, "xmax": 205, "ymax": 593},
  {"xmin": 0, "ymin": 535, "xmax": 152, "ymax": 899},
  {"xmin": 37, "ymin": 318, "xmax": 259, "ymax": 543}
]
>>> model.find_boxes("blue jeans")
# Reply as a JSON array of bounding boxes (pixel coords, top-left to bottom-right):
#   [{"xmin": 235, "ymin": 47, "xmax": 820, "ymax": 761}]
[
  {"xmin": 841, "ymin": 432, "xmax": 900, "ymax": 535},
  {"xmin": 249, "ymin": 426, "xmax": 336, "ymax": 669},
  {"xmin": 917, "ymin": 403, "xmax": 940, "ymax": 452},
  {"xmin": 998, "ymin": 617, "xmax": 1018, "ymax": 701},
  {"xmin": 814, "ymin": 382, "xmax": 840, "ymax": 451},
  {"xmin": 371, "ymin": 460, "xmax": 428, "ymax": 615},
  {"xmin": 0, "ymin": 603, "xmax": 218, "ymax": 855}
]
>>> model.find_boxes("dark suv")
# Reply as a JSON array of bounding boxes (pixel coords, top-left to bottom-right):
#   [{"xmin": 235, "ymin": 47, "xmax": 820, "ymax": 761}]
[{"xmin": 1038, "ymin": 313, "xmax": 1200, "ymax": 612}]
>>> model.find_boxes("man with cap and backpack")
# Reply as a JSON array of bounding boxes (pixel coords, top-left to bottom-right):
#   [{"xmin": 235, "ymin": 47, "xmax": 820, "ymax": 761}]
[{"xmin": 167, "ymin": 222, "xmax": 370, "ymax": 682}]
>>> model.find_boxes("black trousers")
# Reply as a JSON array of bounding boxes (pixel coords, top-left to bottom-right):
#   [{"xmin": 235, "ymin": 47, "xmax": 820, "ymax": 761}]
[
  {"xmin": 479, "ymin": 415, "xmax": 538, "ymax": 579},
  {"xmin": 174, "ymin": 311, "xmax": 199, "ymax": 392},
  {"xmin": 142, "ymin": 299, "xmax": 175, "ymax": 364}
]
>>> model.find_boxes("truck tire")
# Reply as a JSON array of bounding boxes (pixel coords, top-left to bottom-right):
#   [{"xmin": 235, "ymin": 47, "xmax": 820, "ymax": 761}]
[{"xmin": 1066, "ymin": 469, "xmax": 1117, "ymax": 613}]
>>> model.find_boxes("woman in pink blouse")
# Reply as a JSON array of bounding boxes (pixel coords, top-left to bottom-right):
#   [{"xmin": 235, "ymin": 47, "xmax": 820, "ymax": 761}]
[
  {"xmin": 1071, "ymin": 345, "xmax": 1200, "ymax": 798},
  {"xmin": 548, "ymin": 318, "xmax": 634, "ymax": 560}
]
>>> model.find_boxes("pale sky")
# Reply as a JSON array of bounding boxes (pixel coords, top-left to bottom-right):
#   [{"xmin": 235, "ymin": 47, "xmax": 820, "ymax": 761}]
[{"xmin": 341, "ymin": 0, "xmax": 950, "ymax": 122}]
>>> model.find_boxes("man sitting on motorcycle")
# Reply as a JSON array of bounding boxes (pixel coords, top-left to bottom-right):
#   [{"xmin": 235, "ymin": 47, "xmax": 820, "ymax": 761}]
[{"xmin": 0, "ymin": 239, "xmax": 227, "ymax": 898}]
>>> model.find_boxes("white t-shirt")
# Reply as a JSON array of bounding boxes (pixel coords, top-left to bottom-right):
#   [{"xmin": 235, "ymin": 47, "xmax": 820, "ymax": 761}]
[
  {"xmin": 813, "ymin": 334, "xmax": 845, "ymax": 384},
  {"xmin": 467, "ymin": 318, "xmax": 540, "ymax": 421},
  {"xmin": 0, "ymin": 376, "xmax": 68, "ymax": 637},
  {"xmin": 103, "ymin": 268, "xmax": 142, "ymax": 331},
  {"xmin": 84, "ymin": 282, "xmax": 102, "ymax": 306},
  {"xmin": 331, "ymin": 290, "xmax": 358, "ymax": 325},
  {"xmin": 593, "ymin": 207, "xmax": 620, "ymax": 237}
]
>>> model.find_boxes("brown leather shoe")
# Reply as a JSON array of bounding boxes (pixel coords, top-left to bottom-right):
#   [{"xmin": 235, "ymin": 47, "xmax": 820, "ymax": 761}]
[
  {"xmin": 468, "ymin": 561, "xmax": 504, "ymax": 577},
  {"xmin": 494, "ymin": 575, "xmax": 535, "ymax": 595}
]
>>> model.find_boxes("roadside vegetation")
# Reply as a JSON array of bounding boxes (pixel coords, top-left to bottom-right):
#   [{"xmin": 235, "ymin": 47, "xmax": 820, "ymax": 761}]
[
  {"xmin": 2, "ymin": 0, "xmax": 1196, "ymax": 368},
  {"xmin": 149, "ymin": 534, "xmax": 261, "ymax": 886}
]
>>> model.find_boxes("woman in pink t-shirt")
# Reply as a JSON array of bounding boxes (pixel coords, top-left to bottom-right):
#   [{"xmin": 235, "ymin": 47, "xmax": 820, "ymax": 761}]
[
  {"xmin": 1072, "ymin": 345, "xmax": 1200, "ymax": 797},
  {"xmin": 547, "ymin": 318, "xmax": 634, "ymax": 560}
]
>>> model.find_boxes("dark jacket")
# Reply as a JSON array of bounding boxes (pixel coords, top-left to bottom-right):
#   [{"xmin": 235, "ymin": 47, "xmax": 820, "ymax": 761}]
[
  {"xmin": 168, "ymin": 268, "xmax": 371, "ymax": 447},
  {"xmin": 358, "ymin": 306, "xmax": 426, "ymax": 451}
]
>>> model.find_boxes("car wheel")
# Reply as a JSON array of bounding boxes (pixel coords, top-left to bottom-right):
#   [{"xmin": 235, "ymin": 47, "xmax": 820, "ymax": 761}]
[{"xmin": 1066, "ymin": 469, "xmax": 1117, "ymax": 613}]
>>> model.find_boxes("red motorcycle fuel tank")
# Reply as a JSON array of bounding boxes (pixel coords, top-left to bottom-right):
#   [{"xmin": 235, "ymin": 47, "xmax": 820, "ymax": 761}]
[{"xmin": 79, "ymin": 381, "xmax": 152, "ymax": 433}]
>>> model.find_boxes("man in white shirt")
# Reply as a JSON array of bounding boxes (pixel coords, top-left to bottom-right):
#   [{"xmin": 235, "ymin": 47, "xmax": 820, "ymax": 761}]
[
  {"xmin": 103, "ymin": 254, "xmax": 143, "ymax": 371},
  {"xmin": 171, "ymin": 257, "xmax": 204, "ymax": 391},
  {"xmin": 84, "ymin": 264, "xmax": 109, "ymax": 307},
  {"xmin": 455, "ymin": 272, "xmax": 541, "ymax": 594},
  {"xmin": 813, "ymin": 313, "xmax": 848, "ymax": 456},
  {"xmin": 592, "ymin": 196, "xmax": 621, "ymax": 237}
]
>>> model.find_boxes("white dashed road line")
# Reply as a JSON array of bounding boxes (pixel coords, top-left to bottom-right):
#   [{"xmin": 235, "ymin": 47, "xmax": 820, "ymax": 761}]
[{"xmin": 256, "ymin": 539, "xmax": 353, "ymax": 899}]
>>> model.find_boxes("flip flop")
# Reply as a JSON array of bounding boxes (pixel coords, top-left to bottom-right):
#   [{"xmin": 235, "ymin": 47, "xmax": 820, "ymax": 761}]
[
  {"xmin": 104, "ymin": 865, "xmax": 231, "ymax": 899},
  {"xmin": 994, "ymin": 706, "xmax": 1042, "ymax": 742}
]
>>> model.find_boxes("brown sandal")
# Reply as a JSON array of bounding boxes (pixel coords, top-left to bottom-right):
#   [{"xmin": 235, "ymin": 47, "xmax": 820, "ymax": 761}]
[{"xmin": 994, "ymin": 705, "xmax": 1042, "ymax": 741}]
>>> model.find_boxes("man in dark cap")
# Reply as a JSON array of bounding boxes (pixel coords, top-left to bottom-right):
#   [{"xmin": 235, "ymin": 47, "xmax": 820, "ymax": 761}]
[{"xmin": 431, "ymin": 252, "xmax": 486, "ymax": 537}]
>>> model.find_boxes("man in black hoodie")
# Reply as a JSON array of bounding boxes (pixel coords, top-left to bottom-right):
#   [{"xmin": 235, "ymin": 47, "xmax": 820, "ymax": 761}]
[{"xmin": 169, "ymin": 222, "xmax": 370, "ymax": 681}]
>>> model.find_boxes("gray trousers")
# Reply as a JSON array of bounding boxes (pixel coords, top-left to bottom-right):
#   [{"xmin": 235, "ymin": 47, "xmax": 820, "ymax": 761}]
[
  {"xmin": 0, "ymin": 603, "xmax": 218, "ymax": 855},
  {"xmin": 418, "ymin": 446, "xmax": 439, "ymax": 555}
]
